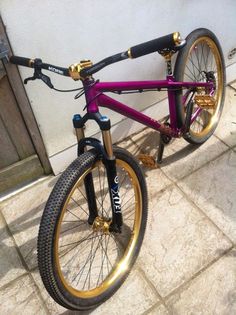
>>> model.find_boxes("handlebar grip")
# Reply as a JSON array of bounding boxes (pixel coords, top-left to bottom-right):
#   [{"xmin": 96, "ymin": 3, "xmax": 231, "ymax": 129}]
[
  {"xmin": 128, "ymin": 32, "xmax": 180, "ymax": 59},
  {"xmin": 10, "ymin": 56, "xmax": 34, "ymax": 67}
]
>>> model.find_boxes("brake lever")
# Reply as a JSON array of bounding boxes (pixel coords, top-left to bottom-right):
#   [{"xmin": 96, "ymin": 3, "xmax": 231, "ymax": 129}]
[
  {"xmin": 24, "ymin": 64, "xmax": 54, "ymax": 89},
  {"xmin": 38, "ymin": 72, "xmax": 54, "ymax": 89},
  {"xmin": 24, "ymin": 76, "xmax": 37, "ymax": 84}
]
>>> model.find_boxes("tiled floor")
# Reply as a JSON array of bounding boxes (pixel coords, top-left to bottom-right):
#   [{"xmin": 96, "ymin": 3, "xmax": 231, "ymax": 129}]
[{"xmin": 0, "ymin": 86, "xmax": 235, "ymax": 315}]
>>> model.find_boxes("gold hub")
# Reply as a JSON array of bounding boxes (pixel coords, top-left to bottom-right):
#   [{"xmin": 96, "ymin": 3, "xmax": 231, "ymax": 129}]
[{"xmin": 92, "ymin": 216, "xmax": 111, "ymax": 234}]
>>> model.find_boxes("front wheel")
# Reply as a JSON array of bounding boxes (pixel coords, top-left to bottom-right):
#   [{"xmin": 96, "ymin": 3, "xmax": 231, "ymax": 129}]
[
  {"xmin": 174, "ymin": 28, "xmax": 226, "ymax": 144},
  {"xmin": 38, "ymin": 147, "xmax": 147, "ymax": 310}
]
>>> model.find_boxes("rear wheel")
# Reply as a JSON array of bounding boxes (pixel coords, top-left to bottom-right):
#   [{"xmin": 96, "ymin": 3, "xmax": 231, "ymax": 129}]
[
  {"xmin": 38, "ymin": 147, "xmax": 147, "ymax": 310},
  {"xmin": 174, "ymin": 28, "xmax": 226, "ymax": 144}
]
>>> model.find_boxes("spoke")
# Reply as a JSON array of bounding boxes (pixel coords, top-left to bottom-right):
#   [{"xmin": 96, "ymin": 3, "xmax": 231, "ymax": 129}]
[
  {"xmin": 110, "ymin": 233, "xmax": 124, "ymax": 252},
  {"xmin": 123, "ymin": 209, "xmax": 135, "ymax": 221},
  {"xmin": 95, "ymin": 195, "xmax": 109, "ymax": 217},
  {"xmin": 97, "ymin": 234, "xmax": 112, "ymax": 286},
  {"xmin": 77, "ymin": 186, "xmax": 88, "ymax": 202},
  {"xmin": 82, "ymin": 234, "xmax": 102, "ymax": 290},
  {"xmin": 121, "ymin": 194, "xmax": 134, "ymax": 210},
  {"xmin": 185, "ymin": 64, "xmax": 196, "ymax": 81},
  {"xmin": 200, "ymin": 43, "xmax": 205, "ymax": 72},
  {"xmin": 205, "ymin": 45, "xmax": 211, "ymax": 72},
  {"xmin": 61, "ymin": 221, "xmax": 87, "ymax": 235},
  {"xmin": 188, "ymin": 55, "xmax": 197, "ymax": 80},
  {"xmin": 66, "ymin": 209, "xmax": 81, "ymax": 221},
  {"xmin": 98, "ymin": 234, "xmax": 113, "ymax": 269},
  {"xmin": 201, "ymin": 42, "xmax": 208, "ymax": 71},
  {"xmin": 71, "ymin": 196, "xmax": 89, "ymax": 216},
  {"xmin": 209, "ymin": 53, "xmax": 214, "ymax": 72},
  {"xmin": 61, "ymin": 241, "xmax": 81, "ymax": 269},
  {"xmin": 59, "ymin": 232, "xmax": 97, "ymax": 248},
  {"xmin": 189, "ymin": 52, "xmax": 201, "ymax": 80},
  {"xmin": 119, "ymin": 172, "xmax": 129, "ymax": 188},
  {"xmin": 184, "ymin": 71, "xmax": 196, "ymax": 82},
  {"xmin": 119, "ymin": 188, "xmax": 132, "ymax": 205},
  {"xmin": 59, "ymin": 232, "xmax": 95, "ymax": 260},
  {"xmin": 73, "ymin": 233, "xmax": 97, "ymax": 286},
  {"xmin": 194, "ymin": 45, "xmax": 202, "ymax": 80}
]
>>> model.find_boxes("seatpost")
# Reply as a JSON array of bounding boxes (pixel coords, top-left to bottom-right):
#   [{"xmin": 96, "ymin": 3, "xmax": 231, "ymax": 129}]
[
  {"xmin": 158, "ymin": 49, "xmax": 175, "ymax": 75},
  {"xmin": 163, "ymin": 53, "xmax": 173, "ymax": 76}
]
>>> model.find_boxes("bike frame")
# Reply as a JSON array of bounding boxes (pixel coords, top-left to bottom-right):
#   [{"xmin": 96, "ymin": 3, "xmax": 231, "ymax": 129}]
[
  {"xmin": 83, "ymin": 75, "xmax": 213, "ymax": 137},
  {"xmin": 73, "ymin": 75, "xmax": 214, "ymax": 233},
  {"xmin": 74, "ymin": 74, "xmax": 213, "ymax": 232}
]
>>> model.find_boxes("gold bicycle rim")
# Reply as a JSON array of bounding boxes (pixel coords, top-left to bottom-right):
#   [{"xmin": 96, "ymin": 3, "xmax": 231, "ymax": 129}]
[
  {"xmin": 54, "ymin": 159, "xmax": 142, "ymax": 299},
  {"xmin": 185, "ymin": 36, "xmax": 223, "ymax": 138}
]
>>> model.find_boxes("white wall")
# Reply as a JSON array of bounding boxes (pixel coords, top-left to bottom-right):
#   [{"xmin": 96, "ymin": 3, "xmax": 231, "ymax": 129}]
[{"xmin": 1, "ymin": 0, "xmax": 236, "ymax": 173}]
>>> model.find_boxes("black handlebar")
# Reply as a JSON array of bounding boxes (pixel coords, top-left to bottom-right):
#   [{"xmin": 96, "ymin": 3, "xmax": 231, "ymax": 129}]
[
  {"xmin": 81, "ymin": 32, "xmax": 183, "ymax": 77},
  {"xmin": 9, "ymin": 32, "xmax": 184, "ymax": 80}
]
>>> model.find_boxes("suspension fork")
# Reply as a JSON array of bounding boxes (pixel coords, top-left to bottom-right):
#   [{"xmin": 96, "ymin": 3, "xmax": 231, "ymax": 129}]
[
  {"xmin": 102, "ymin": 127, "xmax": 123, "ymax": 233},
  {"xmin": 73, "ymin": 114, "xmax": 123, "ymax": 232},
  {"xmin": 73, "ymin": 115, "xmax": 98, "ymax": 225}
]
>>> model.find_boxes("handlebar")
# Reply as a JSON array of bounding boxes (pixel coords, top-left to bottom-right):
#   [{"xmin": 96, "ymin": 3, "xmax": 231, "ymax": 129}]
[{"xmin": 10, "ymin": 32, "xmax": 185, "ymax": 81}]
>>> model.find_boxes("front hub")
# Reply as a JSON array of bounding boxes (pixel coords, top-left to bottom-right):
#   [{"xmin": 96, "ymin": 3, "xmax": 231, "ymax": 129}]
[{"xmin": 92, "ymin": 216, "xmax": 111, "ymax": 235}]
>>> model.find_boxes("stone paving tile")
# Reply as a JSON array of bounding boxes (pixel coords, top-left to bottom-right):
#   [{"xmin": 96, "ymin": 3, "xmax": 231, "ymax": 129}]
[
  {"xmin": 145, "ymin": 167, "xmax": 171, "ymax": 197},
  {"xmin": 160, "ymin": 135, "xmax": 228, "ymax": 182},
  {"xmin": 178, "ymin": 150, "xmax": 236, "ymax": 243},
  {"xmin": 215, "ymin": 86, "xmax": 236, "ymax": 148},
  {"xmin": 146, "ymin": 303, "xmax": 169, "ymax": 315},
  {"xmin": 90, "ymin": 269, "xmax": 158, "ymax": 315},
  {"xmin": 0, "ymin": 212, "xmax": 26, "ymax": 289},
  {"xmin": 137, "ymin": 186, "xmax": 232, "ymax": 297},
  {"xmin": 33, "ymin": 268, "xmax": 158, "ymax": 315},
  {"xmin": 0, "ymin": 176, "xmax": 57, "ymax": 270},
  {"xmin": 166, "ymin": 249, "xmax": 236, "ymax": 315},
  {"xmin": 32, "ymin": 268, "xmax": 67, "ymax": 315},
  {"xmin": 0, "ymin": 274, "xmax": 47, "ymax": 315}
]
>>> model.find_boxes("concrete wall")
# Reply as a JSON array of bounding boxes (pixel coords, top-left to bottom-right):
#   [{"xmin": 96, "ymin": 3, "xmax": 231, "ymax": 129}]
[{"xmin": 1, "ymin": 0, "xmax": 236, "ymax": 173}]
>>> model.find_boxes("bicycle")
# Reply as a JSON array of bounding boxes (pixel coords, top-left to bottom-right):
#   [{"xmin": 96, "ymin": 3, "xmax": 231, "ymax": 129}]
[{"xmin": 10, "ymin": 28, "xmax": 225, "ymax": 310}]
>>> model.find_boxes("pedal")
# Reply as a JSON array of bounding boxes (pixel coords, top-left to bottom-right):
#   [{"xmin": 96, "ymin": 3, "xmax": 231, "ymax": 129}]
[
  {"xmin": 194, "ymin": 95, "xmax": 216, "ymax": 108},
  {"xmin": 138, "ymin": 154, "xmax": 158, "ymax": 169}
]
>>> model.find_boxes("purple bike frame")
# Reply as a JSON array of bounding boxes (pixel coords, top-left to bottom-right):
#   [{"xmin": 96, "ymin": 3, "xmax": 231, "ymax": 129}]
[{"xmin": 84, "ymin": 75, "xmax": 212, "ymax": 137}]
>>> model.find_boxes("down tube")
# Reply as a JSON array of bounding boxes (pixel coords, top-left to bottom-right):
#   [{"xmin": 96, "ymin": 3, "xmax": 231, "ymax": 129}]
[{"xmin": 97, "ymin": 94, "xmax": 175, "ymax": 136}]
